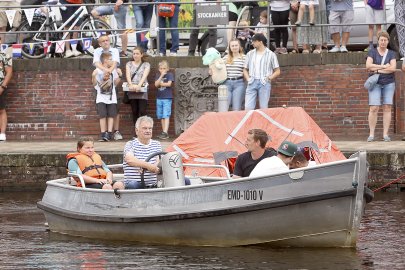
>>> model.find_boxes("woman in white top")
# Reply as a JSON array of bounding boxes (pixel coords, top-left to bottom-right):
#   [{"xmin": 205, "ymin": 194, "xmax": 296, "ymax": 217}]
[{"xmin": 223, "ymin": 39, "xmax": 246, "ymax": 111}]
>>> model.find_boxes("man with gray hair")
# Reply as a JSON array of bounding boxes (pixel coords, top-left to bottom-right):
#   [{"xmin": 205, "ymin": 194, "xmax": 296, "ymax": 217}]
[{"xmin": 123, "ymin": 116, "xmax": 162, "ymax": 189}]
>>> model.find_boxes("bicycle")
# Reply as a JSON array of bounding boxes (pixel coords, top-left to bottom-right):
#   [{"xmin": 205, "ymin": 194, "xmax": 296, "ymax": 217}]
[{"xmin": 17, "ymin": 0, "xmax": 117, "ymax": 59}]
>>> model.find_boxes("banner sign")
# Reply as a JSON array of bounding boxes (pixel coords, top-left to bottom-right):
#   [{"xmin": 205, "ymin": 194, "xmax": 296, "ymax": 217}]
[{"xmin": 196, "ymin": 4, "xmax": 229, "ymax": 26}]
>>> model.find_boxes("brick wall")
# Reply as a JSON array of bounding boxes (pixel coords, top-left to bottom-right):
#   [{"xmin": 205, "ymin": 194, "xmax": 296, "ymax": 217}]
[{"xmin": 5, "ymin": 55, "xmax": 405, "ymax": 141}]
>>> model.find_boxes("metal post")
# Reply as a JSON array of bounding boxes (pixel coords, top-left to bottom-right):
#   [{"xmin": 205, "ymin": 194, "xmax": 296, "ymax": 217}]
[
  {"xmin": 267, "ymin": 0, "xmax": 271, "ymax": 49},
  {"xmin": 217, "ymin": 84, "xmax": 228, "ymax": 112}
]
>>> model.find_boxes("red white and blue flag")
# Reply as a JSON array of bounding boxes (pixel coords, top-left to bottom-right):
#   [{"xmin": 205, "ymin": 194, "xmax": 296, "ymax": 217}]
[{"xmin": 12, "ymin": 44, "xmax": 22, "ymax": 58}]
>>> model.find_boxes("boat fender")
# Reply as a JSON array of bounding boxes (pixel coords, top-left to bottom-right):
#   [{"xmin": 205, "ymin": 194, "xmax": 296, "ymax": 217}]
[
  {"xmin": 363, "ymin": 187, "xmax": 374, "ymax": 204},
  {"xmin": 161, "ymin": 152, "xmax": 185, "ymax": 187}
]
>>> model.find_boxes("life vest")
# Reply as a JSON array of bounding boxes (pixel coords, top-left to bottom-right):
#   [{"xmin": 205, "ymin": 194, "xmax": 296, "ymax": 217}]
[{"xmin": 66, "ymin": 152, "xmax": 107, "ymax": 187}]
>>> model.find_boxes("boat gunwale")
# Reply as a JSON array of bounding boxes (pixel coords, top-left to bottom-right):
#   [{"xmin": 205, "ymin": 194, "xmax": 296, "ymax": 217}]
[{"xmin": 44, "ymin": 155, "xmax": 360, "ymax": 194}]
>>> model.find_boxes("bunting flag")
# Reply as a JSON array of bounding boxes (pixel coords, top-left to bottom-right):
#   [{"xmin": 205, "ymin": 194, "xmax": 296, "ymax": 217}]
[
  {"xmin": 55, "ymin": 41, "xmax": 65, "ymax": 53},
  {"xmin": 23, "ymin": 8, "xmax": 36, "ymax": 27},
  {"xmin": 5, "ymin": 10, "xmax": 16, "ymax": 27},
  {"xmin": 28, "ymin": 43, "xmax": 35, "ymax": 55},
  {"xmin": 1, "ymin": 44, "xmax": 9, "ymax": 53},
  {"xmin": 43, "ymin": 41, "xmax": 51, "ymax": 55},
  {"xmin": 70, "ymin": 40, "xmax": 78, "ymax": 51},
  {"xmin": 142, "ymin": 32, "xmax": 149, "ymax": 42},
  {"xmin": 12, "ymin": 44, "xmax": 22, "ymax": 58},
  {"xmin": 81, "ymin": 38, "xmax": 92, "ymax": 51}
]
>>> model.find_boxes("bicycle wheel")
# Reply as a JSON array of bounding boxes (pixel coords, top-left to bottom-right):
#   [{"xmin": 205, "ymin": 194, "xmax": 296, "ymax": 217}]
[
  {"xmin": 17, "ymin": 17, "xmax": 48, "ymax": 59},
  {"xmin": 79, "ymin": 18, "xmax": 117, "ymax": 56}
]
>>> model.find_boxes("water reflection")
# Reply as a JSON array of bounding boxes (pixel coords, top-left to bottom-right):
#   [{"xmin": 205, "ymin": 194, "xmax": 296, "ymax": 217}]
[{"xmin": 0, "ymin": 191, "xmax": 404, "ymax": 269}]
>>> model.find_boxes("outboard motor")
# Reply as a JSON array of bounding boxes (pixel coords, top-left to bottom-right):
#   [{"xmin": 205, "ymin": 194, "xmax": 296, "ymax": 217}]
[{"xmin": 161, "ymin": 152, "xmax": 185, "ymax": 187}]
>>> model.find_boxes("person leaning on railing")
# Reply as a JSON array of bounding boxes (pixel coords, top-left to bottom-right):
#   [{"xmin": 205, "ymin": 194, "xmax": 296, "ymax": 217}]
[
  {"xmin": 60, "ymin": 0, "xmax": 84, "ymax": 58},
  {"xmin": 91, "ymin": 0, "xmax": 129, "ymax": 57},
  {"xmin": 0, "ymin": 1, "xmax": 22, "ymax": 42},
  {"xmin": 131, "ymin": 0, "xmax": 153, "ymax": 52}
]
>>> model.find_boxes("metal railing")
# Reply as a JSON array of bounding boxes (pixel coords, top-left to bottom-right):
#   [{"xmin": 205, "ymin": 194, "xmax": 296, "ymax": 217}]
[{"xmin": 0, "ymin": 0, "xmax": 401, "ymax": 54}]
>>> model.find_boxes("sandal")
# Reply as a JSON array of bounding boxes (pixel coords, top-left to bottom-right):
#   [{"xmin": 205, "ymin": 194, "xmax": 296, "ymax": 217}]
[
  {"xmin": 290, "ymin": 49, "xmax": 298, "ymax": 54},
  {"xmin": 119, "ymin": 51, "xmax": 128, "ymax": 57},
  {"xmin": 302, "ymin": 49, "xmax": 310, "ymax": 54},
  {"xmin": 313, "ymin": 49, "xmax": 321, "ymax": 54}
]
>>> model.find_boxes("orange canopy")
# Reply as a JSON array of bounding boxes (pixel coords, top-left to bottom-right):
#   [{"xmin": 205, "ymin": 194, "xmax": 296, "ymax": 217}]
[{"xmin": 166, "ymin": 107, "xmax": 346, "ymax": 176}]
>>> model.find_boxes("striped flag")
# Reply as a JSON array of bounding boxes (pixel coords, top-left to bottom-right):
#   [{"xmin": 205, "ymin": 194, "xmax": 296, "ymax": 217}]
[{"xmin": 12, "ymin": 44, "xmax": 22, "ymax": 58}]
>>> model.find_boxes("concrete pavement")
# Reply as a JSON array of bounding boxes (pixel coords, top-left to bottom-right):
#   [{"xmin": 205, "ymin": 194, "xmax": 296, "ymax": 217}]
[{"xmin": 1, "ymin": 139, "xmax": 405, "ymax": 154}]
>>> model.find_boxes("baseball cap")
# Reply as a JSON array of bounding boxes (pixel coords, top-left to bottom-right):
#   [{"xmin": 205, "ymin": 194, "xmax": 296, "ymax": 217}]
[{"xmin": 278, "ymin": 140, "xmax": 298, "ymax": 157}]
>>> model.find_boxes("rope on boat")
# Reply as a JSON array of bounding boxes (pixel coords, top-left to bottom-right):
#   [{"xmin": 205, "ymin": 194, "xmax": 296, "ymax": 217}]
[{"xmin": 372, "ymin": 173, "xmax": 405, "ymax": 192}]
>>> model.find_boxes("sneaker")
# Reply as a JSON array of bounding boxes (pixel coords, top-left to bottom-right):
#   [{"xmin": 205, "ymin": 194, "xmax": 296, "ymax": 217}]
[
  {"xmin": 383, "ymin": 135, "xmax": 391, "ymax": 142},
  {"xmin": 280, "ymin": 47, "xmax": 288, "ymax": 54},
  {"xmin": 188, "ymin": 51, "xmax": 195, "ymax": 56},
  {"xmin": 98, "ymin": 132, "xmax": 105, "ymax": 142},
  {"xmin": 274, "ymin": 47, "xmax": 281, "ymax": 54},
  {"xmin": 65, "ymin": 50, "xmax": 74, "ymax": 58},
  {"xmin": 329, "ymin": 46, "xmax": 340, "ymax": 53},
  {"xmin": 367, "ymin": 136, "xmax": 374, "ymax": 142},
  {"xmin": 113, "ymin": 130, "xmax": 123, "ymax": 141},
  {"xmin": 157, "ymin": 132, "xmax": 169, "ymax": 140},
  {"xmin": 73, "ymin": 50, "xmax": 82, "ymax": 57},
  {"xmin": 0, "ymin": 133, "xmax": 6, "ymax": 142},
  {"xmin": 87, "ymin": 46, "xmax": 95, "ymax": 55},
  {"xmin": 159, "ymin": 52, "xmax": 165, "ymax": 57},
  {"xmin": 169, "ymin": 52, "xmax": 177, "ymax": 56},
  {"xmin": 340, "ymin": 46, "xmax": 348, "ymax": 53}
]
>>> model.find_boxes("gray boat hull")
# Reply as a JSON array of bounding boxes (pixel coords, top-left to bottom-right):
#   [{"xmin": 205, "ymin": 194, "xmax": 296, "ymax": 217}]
[{"xmin": 38, "ymin": 152, "xmax": 370, "ymax": 247}]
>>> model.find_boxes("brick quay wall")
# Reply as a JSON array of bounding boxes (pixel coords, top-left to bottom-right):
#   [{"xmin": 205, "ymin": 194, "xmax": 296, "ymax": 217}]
[{"xmin": 6, "ymin": 53, "xmax": 405, "ymax": 140}]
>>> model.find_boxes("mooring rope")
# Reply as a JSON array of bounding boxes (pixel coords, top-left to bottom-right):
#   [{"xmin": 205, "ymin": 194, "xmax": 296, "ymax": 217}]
[{"xmin": 372, "ymin": 173, "xmax": 405, "ymax": 192}]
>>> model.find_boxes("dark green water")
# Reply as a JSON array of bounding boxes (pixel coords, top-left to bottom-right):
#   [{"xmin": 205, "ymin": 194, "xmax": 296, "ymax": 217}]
[{"xmin": 0, "ymin": 191, "xmax": 404, "ymax": 269}]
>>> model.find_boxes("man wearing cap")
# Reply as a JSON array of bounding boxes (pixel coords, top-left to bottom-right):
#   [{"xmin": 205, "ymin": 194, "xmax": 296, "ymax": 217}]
[
  {"xmin": 250, "ymin": 140, "xmax": 297, "ymax": 177},
  {"xmin": 243, "ymin": 33, "xmax": 280, "ymax": 110},
  {"xmin": 232, "ymin": 129, "xmax": 276, "ymax": 178}
]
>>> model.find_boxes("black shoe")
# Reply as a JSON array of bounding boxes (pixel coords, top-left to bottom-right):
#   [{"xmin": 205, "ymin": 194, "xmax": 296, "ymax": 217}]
[
  {"xmin": 188, "ymin": 51, "xmax": 195, "ymax": 56},
  {"xmin": 102, "ymin": 132, "xmax": 110, "ymax": 142}
]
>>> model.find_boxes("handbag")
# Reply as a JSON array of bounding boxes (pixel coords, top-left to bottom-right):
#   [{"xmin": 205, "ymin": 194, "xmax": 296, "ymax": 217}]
[
  {"xmin": 364, "ymin": 50, "xmax": 388, "ymax": 91},
  {"xmin": 122, "ymin": 62, "xmax": 144, "ymax": 104},
  {"xmin": 158, "ymin": 4, "xmax": 175, "ymax": 18}
]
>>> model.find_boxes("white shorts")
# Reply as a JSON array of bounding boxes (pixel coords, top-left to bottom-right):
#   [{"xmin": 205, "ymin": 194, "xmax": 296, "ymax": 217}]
[
  {"xmin": 300, "ymin": 0, "xmax": 319, "ymax": 6},
  {"xmin": 365, "ymin": 5, "xmax": 385, "ymax": 24},
  {"xmin": 329, "ymin": 10, "xmax": 354, "ymax": 34}
]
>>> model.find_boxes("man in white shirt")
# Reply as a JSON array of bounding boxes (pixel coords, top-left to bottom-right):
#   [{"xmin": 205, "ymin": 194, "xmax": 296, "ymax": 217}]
[
  {"xmin": 250, "ymin": 140, "xmax": 297, "ymax": 177},
  {"xmin": 243, "ymin": 33, "xmax": 280, "ymax": 110}
]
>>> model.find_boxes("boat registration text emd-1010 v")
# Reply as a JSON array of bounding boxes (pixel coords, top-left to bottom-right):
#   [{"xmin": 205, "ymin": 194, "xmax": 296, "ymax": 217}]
[{"xmin": 227, "ymin": 190, "xmax": 264, "ymax": 201}]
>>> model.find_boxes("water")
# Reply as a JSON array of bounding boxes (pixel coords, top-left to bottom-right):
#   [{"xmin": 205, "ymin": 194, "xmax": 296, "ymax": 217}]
[{"xmin": 0, "ymin": 191, "xmax": 404, "ymax": 270}]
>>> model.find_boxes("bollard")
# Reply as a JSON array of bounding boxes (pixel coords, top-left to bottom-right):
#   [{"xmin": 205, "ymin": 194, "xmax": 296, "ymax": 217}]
[{"xmin": 217, "ymin": 84, "xmax": 228, "ymax": 112}]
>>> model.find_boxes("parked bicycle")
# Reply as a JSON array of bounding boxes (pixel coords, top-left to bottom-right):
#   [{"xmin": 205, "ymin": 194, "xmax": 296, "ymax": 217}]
[{"xmin": 17, "ymin": 0, "xmax": 116, "ymax": 59}]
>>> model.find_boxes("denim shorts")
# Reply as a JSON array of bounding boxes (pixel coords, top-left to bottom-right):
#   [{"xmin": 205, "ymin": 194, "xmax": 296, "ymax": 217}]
[
  {"xmin": 368, "ymin": 82, "xmax": 395, "ymax": 106},
  {"xmin": 93, "ymin": 5, "xmax": 127, "ymax": 30},
  {"xmin": 156, "ymin": 99, "xmax": 172, "ymax": 119}
]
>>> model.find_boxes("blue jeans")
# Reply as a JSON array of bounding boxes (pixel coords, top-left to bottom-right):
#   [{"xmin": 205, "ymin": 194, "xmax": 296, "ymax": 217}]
[
  {"xmin": 244, "ymin": 79, "xmax": 271, "ymax": 110},
  {"xmin": 158, "ymin": 5, "xmax": 179, "ymax": 54},
  {"xmin": 225, "ymin": 79, "xmax": 245, "ymax": 111},
  {"xmin": 132, "ymin": 3, "xmax": 153, "ymax": 51},
  {"xmin": 368, "ymin": 82, "xmax": 395, "ymax": 106},
  {"xmin": 94, "ymin": 5, "xmax": 127, "ymax": 30}
]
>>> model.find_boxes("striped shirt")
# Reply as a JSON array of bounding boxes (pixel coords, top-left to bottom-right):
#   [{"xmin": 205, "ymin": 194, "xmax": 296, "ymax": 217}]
[
  {"xmin": 123, "ymin": 139, "xmax": 162, "ymax": 186},
  {"xmin": 223, "ymin": 55, "xmax": 245, "ymax": 79},
  {"xmin": 244, "ymin": 48, "xmax": 280, "ymax": 85}
]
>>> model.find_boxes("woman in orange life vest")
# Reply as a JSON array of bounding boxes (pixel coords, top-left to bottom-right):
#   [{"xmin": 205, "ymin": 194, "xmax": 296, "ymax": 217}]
[{"xmin": 67, "ymin": 137, "xmax": 125, "ymax": 190}]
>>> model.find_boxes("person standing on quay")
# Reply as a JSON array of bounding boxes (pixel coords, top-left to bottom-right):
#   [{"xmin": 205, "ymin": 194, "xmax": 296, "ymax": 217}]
[
  {"xmin": 395, "ymin": 0, "xmax": 405, "ymax": 59},
  {"xmin": 0, "ymin": 37, "xmax": 12, "ymax": 142},
  {"xmin": 243, "ymin": 34, "xmax": 280, "ymax": 110}
]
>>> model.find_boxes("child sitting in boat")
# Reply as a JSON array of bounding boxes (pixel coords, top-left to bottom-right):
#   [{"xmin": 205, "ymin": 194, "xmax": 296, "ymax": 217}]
[{"xmin": 67, "ymin": 137, "xmax": 125, "ymax": 190}]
